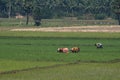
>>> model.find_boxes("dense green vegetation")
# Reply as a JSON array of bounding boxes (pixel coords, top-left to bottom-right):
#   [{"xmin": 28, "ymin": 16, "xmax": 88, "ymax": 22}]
[
  {"xmin": 0, "ymin": 0, "xmax": 120, "ymax": 25},
  {"xmin": 111, "ymin": 0, "xmax": 120, "ymax": 25}
]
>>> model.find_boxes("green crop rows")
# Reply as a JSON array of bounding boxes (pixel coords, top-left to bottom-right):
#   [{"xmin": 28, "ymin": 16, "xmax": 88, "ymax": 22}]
[{"xmin": 0, "ymin": 31, "xmax": 120, "ymax": 80}]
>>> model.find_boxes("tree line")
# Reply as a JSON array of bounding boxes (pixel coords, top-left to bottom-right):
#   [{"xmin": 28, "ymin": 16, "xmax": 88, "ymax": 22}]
[{"xmin": 0, "ymin": 0, "xmax": 120, "ymax": 25}]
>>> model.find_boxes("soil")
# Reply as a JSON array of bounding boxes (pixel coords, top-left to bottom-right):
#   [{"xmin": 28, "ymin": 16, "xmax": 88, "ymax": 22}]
[{"xmin": 10, "ymin": 25, "xmax": 120, "ymax": 32}]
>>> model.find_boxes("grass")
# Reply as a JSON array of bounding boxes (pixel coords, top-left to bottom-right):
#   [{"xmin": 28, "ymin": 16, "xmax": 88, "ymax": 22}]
[
  {"xmin": 0, "ymin": 18, "xmax": 118, "ymax": 27},
  {"xmin": 0, "ymin": 31, "xmax": 120, "ymax": 38},
  {"xmin": 0, "ymin": 31, "xmax": 120, "ymax": 80},
  {"xmin": 0, "ymin": 63, "xmax": 120, "ymax": 80},
  {"xmin": 0, "ymin": 34, "xmax": 120, "ymax": 62},
  {"xmin": 0, "ymin": 60, "xmax": 65, "ymax": 72}
]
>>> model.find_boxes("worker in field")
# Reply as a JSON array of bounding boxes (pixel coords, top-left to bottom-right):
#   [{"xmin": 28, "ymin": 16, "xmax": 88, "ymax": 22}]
[
  {"xmin": 95, "ymin": 43, "xmax": 103, "ymax": 48},
  {"xmin": 57, "ymin": 48, "xmax": 69, "ymax": 54},
  {"xmin": 70, "ymin": 47, "xmax": 80, "ymax": 53}
]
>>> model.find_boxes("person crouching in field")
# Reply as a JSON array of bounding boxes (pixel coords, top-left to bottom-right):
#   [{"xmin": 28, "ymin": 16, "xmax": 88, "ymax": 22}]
[
  {"xmin": 57, "ymin": 48, "xmax": 69, "ymax": 54},
  {"xmin": 95, "ymin": 43, "xmax": 103, "ymax": 48},
  {"xmin": 70, "ymin": 47, "xmax": 80, "ymax": 53}
]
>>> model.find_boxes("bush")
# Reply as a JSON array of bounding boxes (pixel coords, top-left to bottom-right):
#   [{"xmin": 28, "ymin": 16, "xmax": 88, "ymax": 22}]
[
  {"xmin": 0, "ymin": 13, "xmax": 8, "ymax": 18},
  {"xmin": 77, "ymin": 14, "xmax": 94, "ymax": 20},
  {"xmin": 94, "ymin": 14, "xmax": 106, "ymax": 20}
]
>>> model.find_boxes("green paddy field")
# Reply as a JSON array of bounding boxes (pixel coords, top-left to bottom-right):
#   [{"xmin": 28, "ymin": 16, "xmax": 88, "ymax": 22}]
[{"xmin": 0, "ymin": 31, "xmax": 120, "ymax": 80}]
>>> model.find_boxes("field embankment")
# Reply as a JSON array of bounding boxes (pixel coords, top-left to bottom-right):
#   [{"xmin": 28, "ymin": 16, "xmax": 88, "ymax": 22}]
[{"xmin": 10, "ymin": 25, "xmax": 120, "ymax": 32}]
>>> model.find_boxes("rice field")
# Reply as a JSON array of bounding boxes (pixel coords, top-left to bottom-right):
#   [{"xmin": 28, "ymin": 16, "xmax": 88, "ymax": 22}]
[
  {"xmin": 0, "ymin": 31, "xmax": 120, "ymax": 80},
  {"xmin": 0, "ymin": 63, "xmax": 120, "ymax": 80}
]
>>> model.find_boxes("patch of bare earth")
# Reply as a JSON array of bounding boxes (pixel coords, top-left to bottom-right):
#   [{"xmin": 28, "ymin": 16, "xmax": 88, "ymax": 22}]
[{"xmin": 10, "ymin": 25, "xmax": 120, "ymax": 32}]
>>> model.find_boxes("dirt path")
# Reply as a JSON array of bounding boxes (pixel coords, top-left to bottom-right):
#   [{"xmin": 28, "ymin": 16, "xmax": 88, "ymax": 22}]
[{"xmin": 10, "ymin": 25, "xmax": 120, "ymax": 32}]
